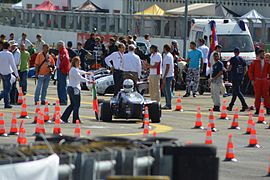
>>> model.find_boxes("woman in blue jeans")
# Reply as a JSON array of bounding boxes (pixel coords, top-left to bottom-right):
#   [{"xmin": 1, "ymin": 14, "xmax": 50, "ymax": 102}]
[
  {"xmin": 61, "ymin": 57, "xmax": 92, "ymax": 123},
  {"xmin": 161, "ymin": 44, "xmax": 175, "ymax": 110}
]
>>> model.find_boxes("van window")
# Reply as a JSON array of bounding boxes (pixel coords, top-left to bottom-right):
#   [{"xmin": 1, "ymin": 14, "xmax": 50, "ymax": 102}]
[
  {"xmin": 217, "ymin": 35, "xmax": 254, "ymax": 52},
  {"xmin": 195, "ymin": 31, "xmax": 203, "ymax": 44}
]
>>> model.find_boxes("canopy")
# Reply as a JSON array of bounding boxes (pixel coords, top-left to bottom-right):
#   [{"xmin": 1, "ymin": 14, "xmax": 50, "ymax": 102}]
[
  {"xmin": 135, "ymin": 4, "xmax": 165, "ymax": 16},
  {"xmin": 166, "ymin": 3, "xmax": 215, "ymax": 16},
  {"xmin": 241, "ymin": 9, "xmax": 265, "ymax": 23},
  {"xmin": 31, "ymin": 0, "xmax": 60, "ymax": 11},
  {"xmin": 12, "ymin": 1, "xmax": 22, "ymax": 9},
  {"xmin": 215, "ymin": 3, "xmax": 240, "ymax": 18},
  {"xmin": 76, "ymin": 0, "xmax": 108, "ymax": 12}
]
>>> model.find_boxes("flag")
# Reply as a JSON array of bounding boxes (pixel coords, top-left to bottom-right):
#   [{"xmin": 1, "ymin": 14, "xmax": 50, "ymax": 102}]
[
  {"xmin": 92, "ymin": 83, "xmax": 99, "ymax": 120},
  {"xmin": 207, "ymin": 20, "xmax": 218, "ymax": 67}
]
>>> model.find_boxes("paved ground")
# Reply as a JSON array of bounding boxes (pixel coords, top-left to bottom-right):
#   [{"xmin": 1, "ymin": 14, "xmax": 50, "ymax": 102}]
[{"xmin": 0, "ymin": 79, "xmax": 270, "ymax": 180}]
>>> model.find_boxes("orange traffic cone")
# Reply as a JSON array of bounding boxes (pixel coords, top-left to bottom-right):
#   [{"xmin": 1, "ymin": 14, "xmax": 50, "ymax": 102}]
[
  {"xmin": 53, "ymin": 99, "xmax": 61, "ymax": 121},
  {"xmin": 17, "ymin": 87, "xmax": 23, "ymax": 105},
  {"xmin": 220, "ymin": 100, "xmax": 229, "ymax": 120},
  {"xmin": 248, "ymin": 129, "xmax": 260, "ymax": 148},
  {"xmin": 257, "ymin": 102, "xmax": 266, "ymax": 124},
  {"xmin": 245, "ymin": 112, "xmax": 254, "ymax": 134},
  {"xmin": 229, "ymin": 107, "xmax": 240, "ymax": 130},
  {"xmin": 267, "ymin": 157, "xmax": 270, "ymax": 176},
  {"xmin": 74, "ymin": 120, "xmax": 81, "ymax": 138},
  {"xmin": 209, "ymin": 109, "xmax": 217, "ymax": 132},
  {"xmin": 205, "ymin": 123, "xmax": 213, "ymax": 145},
  {"xmin": 9, "ymin": 112, "xmax": 18, "ymax": 135},
  {"xmin": 53, "ymin": 112, "xmax": 62, "ymax": 136},
  {"xmin": 86, "ymin": 129, "xmax": 91, "ymax": 137},
  {"xmin": 17, "ymin": 120, "xmax": 27, "ymax": 145},
  {"xmin": 175, "ymin": 94, "xmax": 183, "ymax": 111},
  {"xmin": 153, "ymin": 131, "xmax": 157, "ymax": 137},
  {"xmin": 0, "ymin": 113, "xmax": 7, "ymax": 137},
  {"xmin": 43, "ymin": 101, "xmax": 51, "ymax": 123},
  {"xmin": 194, "ymin": 106, "xmax": 204, "ymax": 129},
  {"xmin": 19, "ymin": 98, "xmax": 29, "ymax": 119},
  {"xmin": 224, "ymin": 134, "xmax": 237, "ymax": 162},
  {"xmin": 34, "ymin": 111, "xmax": 46, "ymax": 135},
  {"xmin": 143, "ymin": 106, "xmax": 150, "ymax": 136},
  {"xmin": 33, "ymin": 101, "xmax": 41, "ymax": 124}
]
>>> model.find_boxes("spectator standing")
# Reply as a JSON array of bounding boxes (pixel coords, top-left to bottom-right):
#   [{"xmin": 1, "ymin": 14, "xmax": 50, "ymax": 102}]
[
  {"xmin": 84, "ymin": 33, "xmax": 96, "ymax": 51},
  {"xmin": 19, "ymin": 44, "xmax": 30, "ymax": 95},
  {"xmin": 227, "ymin": 48, "xmax": 249, "ymax": 112},
  {"xmin": 93, "ymin": 36, "xmax": 106, "ymax": 65},
  {"xmin": 0, "ymin": 42, "xmax": 19, "ymax": 108},
  {"xmin": 61, "ymin": 57, "xmax": 92, "ymax": 123},
  {"xmin": 144, "ymin": 34, "xmax": 151, "ymax": 53},
  {"xmin": 107, "ymin": 38, "xmax": 118, "ymax": 56},
  {"xmin": 210, "ymin": 52, "xmax": 224, "ymax": 112},
  {"xmin": 171, "ymin": 40, "xmax": 180, "ymax": 57},
  {"xmin": 161, "ymin": 44, "xmax": 174, "ymax": 109},
  {"xmin": 0, "ymin": 41, "xmax": 3, "ymax": 51},
  {"xmin": 105, "ymin": 43, "xmax": 125, "ymax": 96},
  {"xmin": 122, "ymin": 44, "xmax": 142, "ymax": 86},
  {"xmin": 9, "ymin": 33, "xmax": 14, "ymax": 41},
  {"xmin": 76, "ymin": 42, "xmax": 91, "ymax": 71},
  {"xmin": 145, "ymin": 45, "xmax": 162, "ymax": 102},
  {"xmin": 9, "ymin": 40, "xmax": 20, "ymax": 105},
  {"xmin": 18, "ymin": 33, "xmax": 33, "ymax": 49},
  {"xmin": 67, "ymin": 41, "xmax": 77, "ymax": 60},
  {"xmin": 34, "ymin": 44, "xmax": 55, "ymax": 105},
  {"xmin": 56, "ymin": 41, "xmax": 70, "ymax": 105},
  {"xmin": 184, "ymin": 42, "xmax": 203, "ymax": 98},
  {"xmin": 198, "ymin": 39, "xmax": 210, "ymax": 77},
  {"xmin": 0, "ymin": 34, "xmax": 6, "ymax": 42},
  {"xmin": 35, "ymin": 34, "xmax": 45, "ymax": 53},
  {"xmin": 248, "ymin": 50, "xmax": 270, "ymax": 115}
]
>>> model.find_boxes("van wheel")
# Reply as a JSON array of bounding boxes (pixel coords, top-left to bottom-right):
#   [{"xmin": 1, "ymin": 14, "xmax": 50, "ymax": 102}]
[{"xmin": 100, "ymin": 101, "xmax": 112, "ymax": 122}]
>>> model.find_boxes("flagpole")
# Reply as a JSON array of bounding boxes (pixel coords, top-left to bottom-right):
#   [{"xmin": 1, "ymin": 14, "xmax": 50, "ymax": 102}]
[{"xmin": 183, "ymin": 0, "xmax": 189, "ymax": 59}]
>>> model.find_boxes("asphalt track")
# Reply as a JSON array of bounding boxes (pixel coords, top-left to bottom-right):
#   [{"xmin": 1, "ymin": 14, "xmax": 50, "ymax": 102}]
[{"xmin": 0, "ymin": 79, "xmax": 270, "ymax": 180}]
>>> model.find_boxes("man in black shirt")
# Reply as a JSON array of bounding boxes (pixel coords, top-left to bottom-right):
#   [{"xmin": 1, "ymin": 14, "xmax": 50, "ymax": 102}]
[
  {"xmin": 67, "ymin": 41, "xmax": 77, "ymax": 60},
  {"xmin": 107, "ymin": 37, "xmax": 118, "ymax": 56},
  {"xmin": 76, "ymin": 42, "xmax": 91, "ymax": 71},
  {"xmin": 84, "ymin": 33, "xmax": 96, "ymax": 51},
  {"xmin": 210, "ymin": 52, "xmax": 224, "ymax": 111},
  {"xmin": 227, "ymin": 48, "xmax": 249, "ymax": 112}
]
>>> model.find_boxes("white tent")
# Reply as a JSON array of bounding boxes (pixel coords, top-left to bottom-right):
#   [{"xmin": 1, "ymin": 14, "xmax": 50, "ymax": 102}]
[
  {"xmin": 241, "ymin": 9, "xmax": 265, "ymax": 23},
  {"xmin": 166, "ymin": 3, "xmax": 215, "ymax": 16},
  {"xmin": 11, "ymin": 1, "xmax": 23, "ymax": 9}
]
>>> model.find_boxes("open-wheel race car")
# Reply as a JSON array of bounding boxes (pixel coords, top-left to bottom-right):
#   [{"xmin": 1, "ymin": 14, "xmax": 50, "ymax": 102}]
[{"xmin": 100, "ymin": 79, "xmax": 161, "ymax": 123}]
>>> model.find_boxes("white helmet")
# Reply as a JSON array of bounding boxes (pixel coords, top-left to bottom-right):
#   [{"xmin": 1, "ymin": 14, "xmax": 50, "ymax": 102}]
[{"xmin": 123, "ymin": 79, "xmax": 134, "ymax": 93}]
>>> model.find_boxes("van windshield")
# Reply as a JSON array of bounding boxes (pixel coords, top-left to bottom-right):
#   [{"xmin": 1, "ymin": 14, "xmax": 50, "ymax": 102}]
[{"xmin": 217, "ymin": 35, "xmax": 254, "ymax": 52}]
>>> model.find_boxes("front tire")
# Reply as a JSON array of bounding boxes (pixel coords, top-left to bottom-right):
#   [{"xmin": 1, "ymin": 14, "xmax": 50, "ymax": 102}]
[
  {"xmin": 100, "ymin": 101, "xmax": 112, "ymax": 122},
  {"xmin": 148, "ymin": 102, "xmax": 161, "ymax": 123}
]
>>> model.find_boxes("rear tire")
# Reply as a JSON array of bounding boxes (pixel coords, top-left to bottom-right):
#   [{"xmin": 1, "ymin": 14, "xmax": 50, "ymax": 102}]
[
  {"xmin": 100, "ymin": 101, "xmax": 112, "ymax": 122},
  {"xmin": 148, "ymin": 102, "xmax": 161, "ymax": 123}
]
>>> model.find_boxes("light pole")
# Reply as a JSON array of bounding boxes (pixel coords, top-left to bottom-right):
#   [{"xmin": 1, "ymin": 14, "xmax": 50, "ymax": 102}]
[{"xmin": 183, "ymin": 0, "xmax": 189, "ymax": 59}]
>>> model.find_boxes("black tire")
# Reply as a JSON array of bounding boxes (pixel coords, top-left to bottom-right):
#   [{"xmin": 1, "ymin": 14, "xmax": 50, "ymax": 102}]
[
  {"xmin": 148, "ymin": 102, "xmax": 161, "ymax": 123},
  {"xmin": 100, "ymin": 101, "xmax": 112, "ymax": 122},
  {"xmin": 104, "ymin": 85, "xmax": 115, "ymax": 95}
]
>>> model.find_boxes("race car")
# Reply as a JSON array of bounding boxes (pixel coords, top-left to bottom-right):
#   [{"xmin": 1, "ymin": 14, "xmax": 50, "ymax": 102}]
[{"xmin": 100, "ymin": 79, "xmax": 161, "ymax": 123}]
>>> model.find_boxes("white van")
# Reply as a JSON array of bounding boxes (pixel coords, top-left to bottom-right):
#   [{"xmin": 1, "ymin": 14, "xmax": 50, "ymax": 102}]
[{"xmin": 189, "ymin": 19, "xmax": 256, "ymax": 64}]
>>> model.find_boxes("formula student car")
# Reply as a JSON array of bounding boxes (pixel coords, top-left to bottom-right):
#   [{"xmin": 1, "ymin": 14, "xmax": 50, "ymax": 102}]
[{"xmin": 100, "ymin": 79, "xmax": 161, "ymax": 123}]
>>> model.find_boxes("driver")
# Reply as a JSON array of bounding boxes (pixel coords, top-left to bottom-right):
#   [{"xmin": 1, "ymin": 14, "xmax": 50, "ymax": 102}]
[{"xmin": 123, "ymin": 79, "xmax": 134, "ymax": 93}]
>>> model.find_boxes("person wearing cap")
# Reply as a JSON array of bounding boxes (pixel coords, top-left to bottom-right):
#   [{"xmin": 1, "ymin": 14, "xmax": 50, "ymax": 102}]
[
  {"xmin": 122, "ymin": 44, "xmax": 142, "ymax": 87},
  {"xmin": 227, "ymin": 47, "xmax": 249, "ymax": 112},
  {"xmin": 17, "ymin": 33, "xmax": 33, "ymax": 49},
  {"xmin": 19, "ymin": 44, "xmax": 30, "ymax": 95},
  {"xmin": 35, "ymin": 34, "xmax": 45, "ymax": 53},
  {"xmin": 56, "ymin": 41, "xmax": 70, "ymax": 105},
  {"xmin": 144, "ymin": 45, "xmax": 162, "ymax": 102},
  {"xmin": 9, "ymin": 40, "xmax": 21, "ymax": 105},
  {"xmin": 0, "ymin": 42, "xmax": 19, "ymax": 108},
  {"xmin": 184, "ymin": 41, "xmax": 203, "ymax": 98},
  {"xmin": 105, "ymin": 43, "xmax": 126, "ymax": 96},
  {"xmin": 248, "ymin": 49, "xmax": 270, "ymax": 115}
]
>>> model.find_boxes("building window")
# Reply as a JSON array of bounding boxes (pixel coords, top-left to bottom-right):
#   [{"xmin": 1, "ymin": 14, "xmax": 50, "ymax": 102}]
[{"xmin": 26, "ymin": 4, "xmax": 32, "ymax": 9}]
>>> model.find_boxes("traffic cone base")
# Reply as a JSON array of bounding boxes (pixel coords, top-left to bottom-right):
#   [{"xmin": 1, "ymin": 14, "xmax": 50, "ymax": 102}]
[
  {"xmin": 257, "ymin": 121, "xmax": 267, "ymax": 125},
  {"xmin": 229, "ymin": 126, "xmax": 241, "ymax": 130},
  {"xmin": 212, "ymin": 128, "xmax": 218, "ymax": 132},
  {"xmin": 247, "ymin": 144, "xmax": 261, "ymax": 148},
  {"xmin": 224, "ymin": 158, "xmax": 238, "ymax": 162}
]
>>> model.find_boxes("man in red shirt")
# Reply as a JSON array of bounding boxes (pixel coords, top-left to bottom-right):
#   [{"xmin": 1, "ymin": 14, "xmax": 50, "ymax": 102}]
[
  {"xmin": 248, "ymin": 49, "xmax": 270, "ymax": 115},
  {"xmin": 56, "ymin": 41, "xmax": 70, "ymax": 105}
]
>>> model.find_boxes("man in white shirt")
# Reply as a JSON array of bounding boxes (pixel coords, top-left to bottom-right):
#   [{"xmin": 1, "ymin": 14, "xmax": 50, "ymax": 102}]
[
  {"xmin": 144, "ymin": 45, "xmax": 162, "ymax": 102},
  {"xmin": 161, "ymin": 44, "xmax": 174, "ymax": 109},
  {"xmin": 9, "ymin": 40, "xmax": 21, "ymax": 105},
  {"xmin": 105, "ymin": 43, "xmax": 126, "ymax": 96},
  {"xmin": 0, "ymin": 42, "xmax": 19, "ymax": 108},
  {"xmin": 17, "ymin": 33, "xmax": 33, "ymax": 49},
  {"xmin": 35, "ymin": 34, "xmax": 46, "ymax": 53},
  {"xmin": 122, "ymin": 44, "xmax": 142, "ymax": 87},
  {"xmin": 198, "ymin": 39, "xmax": 210, "ymax": 77}
]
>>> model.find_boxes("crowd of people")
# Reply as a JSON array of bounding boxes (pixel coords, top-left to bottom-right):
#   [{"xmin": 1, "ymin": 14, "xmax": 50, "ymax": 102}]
[{"xmin": 0, "ymin": 31, "xmax": 269, "ymax": 123}]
